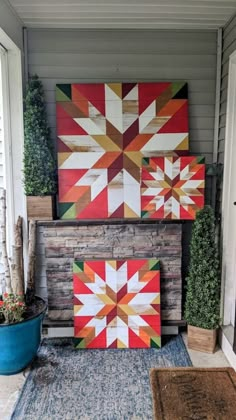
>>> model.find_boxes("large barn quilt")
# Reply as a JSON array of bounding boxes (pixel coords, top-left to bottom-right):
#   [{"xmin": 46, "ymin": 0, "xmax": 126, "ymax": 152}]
[
  {"xmin": 56, "ymin": 82, "xmax": 190, "ymax": 219},
  {"xmin": 73, "ymin": 259, "xmax": 161, "ymax": 349},
  {"xmin": 141, "ymin": 156, "xmax": 205, "ymax": 220}
]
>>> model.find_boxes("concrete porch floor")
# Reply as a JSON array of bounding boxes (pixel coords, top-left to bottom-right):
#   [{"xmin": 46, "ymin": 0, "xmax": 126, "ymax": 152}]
[{"xmin": 0, "ymin": 333, "xmax": 230, "ymax": 420}]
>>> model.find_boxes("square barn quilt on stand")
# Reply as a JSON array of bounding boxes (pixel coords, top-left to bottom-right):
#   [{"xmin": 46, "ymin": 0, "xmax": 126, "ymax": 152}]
[
  {"xmin": 73, "ymin": 259, "xmax": 161, "ymax": 349},
  {"xmin": 56, "ymin": 82, "xmax": 192, "ymax": 220}
]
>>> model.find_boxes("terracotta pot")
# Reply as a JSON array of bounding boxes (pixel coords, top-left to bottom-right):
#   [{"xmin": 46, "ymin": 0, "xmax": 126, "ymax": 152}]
[{"xmin": 187, "ymin": 324, "xmax": 217, "ymax": 353}]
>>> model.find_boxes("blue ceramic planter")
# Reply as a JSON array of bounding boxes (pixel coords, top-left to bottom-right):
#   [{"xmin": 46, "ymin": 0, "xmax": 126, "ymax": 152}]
[{"xmin": 0, "ymin": 297, "xmax": 46, "ymax": 375}]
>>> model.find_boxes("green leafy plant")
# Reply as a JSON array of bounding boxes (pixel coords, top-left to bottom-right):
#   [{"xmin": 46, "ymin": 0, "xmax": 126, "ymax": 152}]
[
  {"xmin": 0, "ymin": 293, "xmax": 26, "ymax": 324},
  {"xmin": 184, "ymin": 205, "xmax": 221, "ymax": 329},
  {"xmin": 23, "ymin": 75, "xmax": 57, "ymax": 196}
]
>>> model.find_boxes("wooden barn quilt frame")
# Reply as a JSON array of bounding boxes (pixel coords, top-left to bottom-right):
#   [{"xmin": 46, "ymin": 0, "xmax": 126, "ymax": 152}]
[
  {"xmin": 56, "ymin": 82, "xmax": 196, "ymax": 220},
  {"xmin": 73, "ymin": 259, "xmax": 161, "ymax": 349}
]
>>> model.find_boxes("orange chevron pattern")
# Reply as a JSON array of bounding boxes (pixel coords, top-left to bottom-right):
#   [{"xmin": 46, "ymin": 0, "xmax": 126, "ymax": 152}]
[{"xmin": 73, "ymin": 259, "xmax": 161, "ymax": 348}]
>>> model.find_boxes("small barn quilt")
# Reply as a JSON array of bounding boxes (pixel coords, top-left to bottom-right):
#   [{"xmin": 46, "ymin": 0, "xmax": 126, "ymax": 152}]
[
  {"xmin": 73, "ymin": 259, "xmax": 161, "ymax": 348},
  {"xmin": 141, "ymin": 156, "xmax": 205, "ymax": 220},
  {"xmin": 56, "ymin": 82, "xmax": 189, "ymax": 219}
]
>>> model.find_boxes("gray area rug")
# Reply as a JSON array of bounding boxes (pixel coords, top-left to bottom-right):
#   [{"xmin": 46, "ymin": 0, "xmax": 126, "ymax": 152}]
[{"xmin": 11, "ymin": 335, "xmax": 192, "ymax": 420}]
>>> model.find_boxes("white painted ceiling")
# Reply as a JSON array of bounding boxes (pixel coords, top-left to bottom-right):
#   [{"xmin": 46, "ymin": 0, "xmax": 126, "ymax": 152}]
[{"xmin": 7, "ymin": 0, "xmax": 236, "ymax": 29}]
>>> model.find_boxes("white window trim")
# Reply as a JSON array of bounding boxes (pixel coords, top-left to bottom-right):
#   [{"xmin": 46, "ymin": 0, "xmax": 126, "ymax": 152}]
[
  {"xmin": 0, "ymin": 29, "xmax": 27, "ymax": 267},
  {"xmin": 0, "ymin": 45, "xmax": 15, "ymax": 250}
]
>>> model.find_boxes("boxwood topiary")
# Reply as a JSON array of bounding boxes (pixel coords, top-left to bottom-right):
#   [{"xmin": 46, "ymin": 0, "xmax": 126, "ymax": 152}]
[
  {"xmin": 23, "ymin": 75, "xmax": 57, "ymax": 196},
  {"xmin": 184, "ymin": 205, "xmax": 221, "ymax": 330}
]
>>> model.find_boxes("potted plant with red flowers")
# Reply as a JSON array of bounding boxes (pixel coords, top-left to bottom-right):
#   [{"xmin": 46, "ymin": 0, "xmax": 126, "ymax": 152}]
[
  {"xmin": 0, "ymin": 189, "xmax": 46, "ymax": 375},
  {"xmin": 0, "ymin": 293, "xmax": 26, "ymax": 323}
]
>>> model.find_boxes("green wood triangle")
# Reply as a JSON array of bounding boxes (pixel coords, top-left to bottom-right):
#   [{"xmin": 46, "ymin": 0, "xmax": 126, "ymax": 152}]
[
  {"xmin": 77, "ymin": 339, "xmax": 86, "ymax": 349},
  {"xmin": 61, "ymin": 203, "xmax": 76, "ymax": 219},
  {"xmin": 56, "ymin": 84, "xmax": 71, "ymax": 102},
  {"xmin": 171, "ymin": 82, "xmax": 185, "ymax": 96},
  {"xmin": 73, "ymin": 261, "xmax": 84, "ymax": 273},
  {"xmin": 142, "ymin": 157, "xmax": 149, "ymax": 166},
  {"xmin": 74, "ymin": 338, "xmax": 86, "ymax": 349},
  {"xmin": 149, "ymin": 260, "xmax": 160, "ymax": 271},
  {"xmin": 141, "ymin": 211, "xmax": 148, "ymax": 218},
  {"xmin": 172, "ymin": 82, "xmax": 188, "ymax": 99},
  {"xmin": 59, "ymin": 202, "xmax": 74, "ymax": 218},
  {"xmin": 73, "ymin": 262, "xmax": 79, "ymax": 272},
  {"xmin": 151, "ymin": 336, "xmax": 161, "ymax": 348},
  {"xmin": 196, "ymin": 156, "xmax": 205, "ymax": 164}
]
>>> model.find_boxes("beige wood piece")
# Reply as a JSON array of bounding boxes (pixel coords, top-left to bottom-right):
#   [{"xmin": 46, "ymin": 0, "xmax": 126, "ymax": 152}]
[
  {"xmin": 27, "ymin": 196, "xmax": 54, "ymax": 220},
  {"xmin": 11, "ymin": 216, "xmax": 24, "ymax": 295},
  {"xmin": 0, "ymin": 189, "xmax": 12, "ymax": 293},
  {"xmin": 26, "ymin": 219, "xmax": 36, "ymax": 295},
  {"xmin": 187, "ymin": 325, "xmax": 217, "ymax": 353}
]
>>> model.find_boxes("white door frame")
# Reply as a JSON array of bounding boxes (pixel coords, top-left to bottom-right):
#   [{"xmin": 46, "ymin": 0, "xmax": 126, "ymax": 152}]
[{"xmin": 221, "ymin": 49, "xmax": 236, "ymax": 327}]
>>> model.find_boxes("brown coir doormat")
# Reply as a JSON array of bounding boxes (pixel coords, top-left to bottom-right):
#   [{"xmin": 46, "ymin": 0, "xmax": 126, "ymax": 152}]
[{"xmin": 150, "ymin": 367, "xmax": 236, "ymax": 420}]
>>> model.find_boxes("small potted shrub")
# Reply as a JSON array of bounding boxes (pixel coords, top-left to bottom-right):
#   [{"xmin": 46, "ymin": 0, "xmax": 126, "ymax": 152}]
[
  {"xmin": 184, "ymin": 205, "xmax": 221, "ymax": 353},
  {"xmin": 23, "ymin": 75, "xmax": 57, "ymax": 220},
  {"xmin": 0, "ymin": 190, "xmax": 46, "ymax": 375}
]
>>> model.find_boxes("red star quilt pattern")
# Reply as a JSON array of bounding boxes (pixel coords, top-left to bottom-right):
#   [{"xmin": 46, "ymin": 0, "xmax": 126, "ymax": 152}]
[
  {"xmin": 141, "ymin": 156, "xmax": 205, "ymax": 219},
  {"xmin": 73, "ymin": 259, "xmax": 161, "ymax": 348},
  {"xmin": 56, "ymin": 82, "xmax": 190, "ymax": 219}
]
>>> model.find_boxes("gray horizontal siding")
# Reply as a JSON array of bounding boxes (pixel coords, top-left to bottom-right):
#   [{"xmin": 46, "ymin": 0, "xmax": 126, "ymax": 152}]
[
  {"xmin": 30, "ymin": 65, "xmax": 216, "ymax": 81},
  {"xmin": 27, "ymin": 28, "xmax": 217, "ymax": 170},
  {"xmin": 28, "ymin": 29, "xmax": 217, "ymax": 54},
  {"xmin": 29, "ymin": 53, "xmax": 216, "ymax": 69}
]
